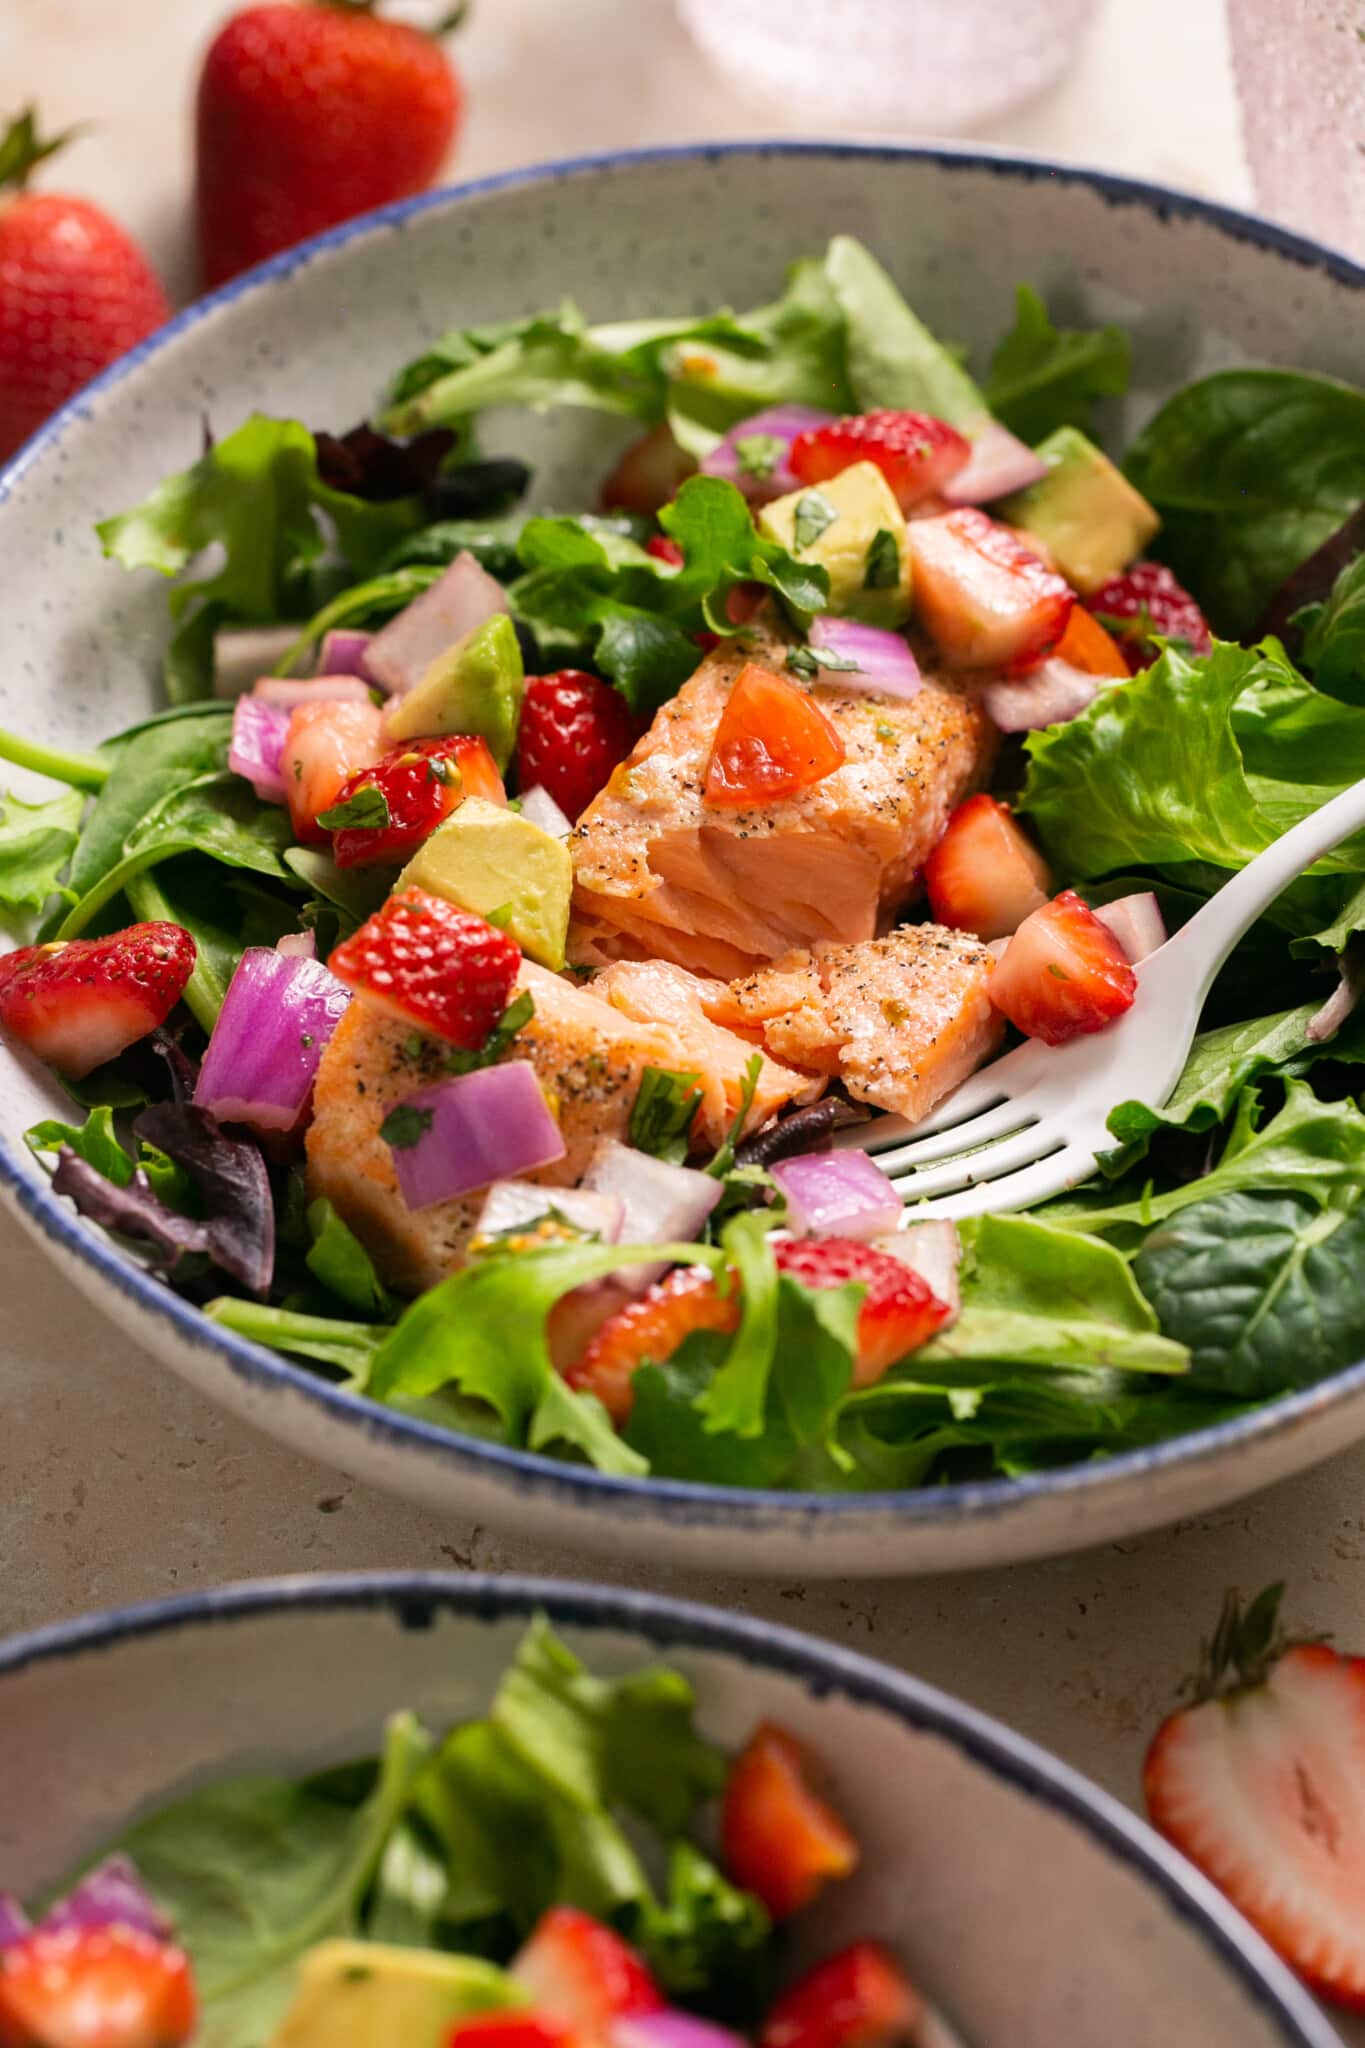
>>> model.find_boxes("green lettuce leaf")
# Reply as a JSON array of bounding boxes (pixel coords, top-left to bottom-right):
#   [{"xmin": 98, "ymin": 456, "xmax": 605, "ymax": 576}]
[
  {"xmin": 305, "ymin": 1198, "xmax": 393, "ymax": 1318},
  {"xmin": 984, "ymin": 284, "xmax": 1131, "ymax": 444},
  {"xmin": 1298, "ymin": 549, "xmax": 1365, "ymax": 703},
  {"xmin": 0, "ymin": 785, "xmax": 83, "ymax": 911}
]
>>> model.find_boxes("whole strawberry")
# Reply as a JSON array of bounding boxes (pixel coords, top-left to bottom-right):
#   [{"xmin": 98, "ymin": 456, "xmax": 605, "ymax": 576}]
[
  {"xmin": 0, "ymin": 111, "xmax": 170, "ymax": 464},
  {"xmin": 196, "ymin": 1, "xmax": 465, "ymax": 290}
]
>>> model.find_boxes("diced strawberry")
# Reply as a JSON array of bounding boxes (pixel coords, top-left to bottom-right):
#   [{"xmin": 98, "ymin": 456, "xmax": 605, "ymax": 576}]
[
  {"xmin": 989, "ymin": 889, "xmax": 1136, "ymax": 1045},
  {"xmin": 705, "ymin": 664, "xmax": 845, "ymax": 809},
  {"xmin": 1044, "ymin": 603, "xmax": 1132, "ymax": 679},
  {"xmin": 328, "ymin": 734, "xmax": 505, "ymax": 869},
  {"xmin": 923, "ymin": 793, "xmax": 1053, "ymax": 942},
  {"xmin": 721, "ymin": 1721, "xmax": 858, "ymax": 1920},
  {"xmin": 566, "ymin": 1265, "xmax": 741, "ymax": 1425},
  {"xmin": 601, "ymin": 425, "xmax": 695, "ymax": 516},
  {"xmin": 281, "ymin": 697, "xmax": 383, "ymax": 846},
  {"xmin": 512, "ymin": 1908, "xmax": 661, "ymax": 2041},
  {"xmin": 328, "ymin": 887, "xmax": 521, "ymax": 1049},
  {"xmin": 645, "ymin": 535, "xmax": 684, "ymax": 568},
  {"xmin": 447, "ymin": 2016, "xmax": 574, "ymax": 2048},
  {"xmin": 773, "ymin": 1238, "xmax": 950, "ymax": 1387},
  {"xmin": 0, "ymin": 922, "xmax": 196, "ymax": 1079},
  {"xmin": 1089, "ymin": 562, "xmax": 1212, "ymax": 670},
  {"xmin": 516, "ymin": 672, "xmax": 639, "ymax": 825},
  {"xmin": 1144, "ymin": 1585, "xmax": 1365, "ymax": 2010},
  {"xmin": 905, "ymin": 508, "xmax": 1074, "ymax": 668},
  {"xmin": 0, "ymin": 1924, "xmax": 197, "ymax": 2048},
  {"xmin": 760, "ymin": 1944, "xmax": 923, "ymax": 2048},
  {"xmin": 789, "ymin": 410, "xmax": 971, "ymax": 513}
]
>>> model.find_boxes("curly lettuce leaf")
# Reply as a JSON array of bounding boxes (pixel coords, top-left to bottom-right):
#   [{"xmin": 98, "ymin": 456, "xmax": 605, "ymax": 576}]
[{"xmin": 0, "ymin": 785, "xmax": 83, "ymax": 911}]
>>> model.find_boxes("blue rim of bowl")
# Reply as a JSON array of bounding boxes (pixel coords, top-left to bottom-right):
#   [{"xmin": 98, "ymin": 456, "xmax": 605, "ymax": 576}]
[
  {"xmin": 0, "ymin": 1569, "xmax": 1341, "ymax": 2048},
  {"xmin": 2, "ymin": 140, "xmax": 1364, "ymax": 1536}
]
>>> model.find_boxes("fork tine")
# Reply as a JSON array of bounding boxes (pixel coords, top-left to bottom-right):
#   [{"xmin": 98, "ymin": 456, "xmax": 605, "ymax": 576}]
[
  {"xmin": 864, "ymin": 1097, "xmax": 1040, "ymax": 1174},
  {"xmin": 902, "ymin": 1141, "xmax": 1099, "ymax": 1221},
  {"xmin": 886, "ymin": 1038, "xmax": 1045, "ymax": 1138},
  {"xmin": 886, "ymin": 1119, "xmax": 1062, "ymax": 1198}
]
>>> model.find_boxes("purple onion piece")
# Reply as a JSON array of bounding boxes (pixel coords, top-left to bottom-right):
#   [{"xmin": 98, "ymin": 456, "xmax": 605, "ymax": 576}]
[
  {"xmin": 808, "ymin": 615, "xmax": 922, "ymax": 700},
  {"xmin": 1306, "ymin": 940, "xmax": 1365, "ymax": 1045},
  {"xmin": 581, "ymin": 1140, "xmax": 721, "ymax": 1247},
  {"xmin": 40, "ymin": 1857, "xmax": 173, "ymax": 1944},
  {"xmin": 276, "ymin": 931, "xmax": 317, "ymax": 960},
  {"xmin": 228, "ymin": 696, "xmax": 291, "ymax": 804},
  {"xmin": 1093, "ymin": 892, "xmax": 1167, "ymax": 966},
  {"xmin": 982, "ymin": 659, "xmax": 1100, "ymax": 733},
  {"xmin": 252, "ymin": 674, "xmax": 375, "ymax": 709},
  {"xmin": 699, "ymin": 404, "xmax": 836, "ymax": 502},
  {"xmin": 195, "ymin": 949, "xmax": 351, "ymax": 1132},
  {"xmin": 0, "ymin": 1895, "xmax": 30, "ymax": 1948},
  {"xmin": 519, "ymin": 785, "xmax": 573, "ymax": 841},
  {"xmin": 942, "ymin": 418, "xmax": 1049, "ymax": 505},
  {"xmin": 365, "ymin": 551, "xmax": 509, "ymax": 696},
  {"xmin": 771, "ymin": 1149, "xmax": 903, "ymax": 1241},
  {"xmin": 318, "ymin": 629, "xmax": 376, "ymax": 681},
  {"xmin": 614, "ymin": 2010, "xmax": 749, "ymax": 2048},
  {"xmin": 388, "ymin": 1062, "xmax": 566, "ymax": 1209}
]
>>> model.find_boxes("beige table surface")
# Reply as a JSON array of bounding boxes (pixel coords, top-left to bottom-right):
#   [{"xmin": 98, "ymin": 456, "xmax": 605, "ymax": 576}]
[{"xmin": 4, "ymin": 2, "xmax": 1362, "ymax": 2038}]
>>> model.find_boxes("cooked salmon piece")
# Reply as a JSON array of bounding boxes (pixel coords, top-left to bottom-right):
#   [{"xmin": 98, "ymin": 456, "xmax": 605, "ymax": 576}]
[
  {"xmin": 569, "ymin": 626, "xmax": 996, "ymax": 980},
  {"xmin": 305, "ymin": 959, "xmax": 811, "ymax": 1293},
  {"xmin": 706, "ymin": 925, "xmax": 1004, "ymax": 1125}
]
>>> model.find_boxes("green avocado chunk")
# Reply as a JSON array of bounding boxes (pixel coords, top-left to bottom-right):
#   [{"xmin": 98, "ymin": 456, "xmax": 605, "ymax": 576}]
[
  {"xmin": 384, "ymin": 613, "xmax": 525, "ymax": 773},
  {"xmin": 997, "ymin": 426, "xmax": 1159, "ymax": 595},
  {"xmin": 268, "ymin": 1940, "xmax": 524, "ymax": 2048},
  {"xmin": 399, "ymin": 793, "xmax": 573, "ymax": 969},
  {"xmin": 758, "ymin": 461, "xmax": 912, "ymax": 627}
]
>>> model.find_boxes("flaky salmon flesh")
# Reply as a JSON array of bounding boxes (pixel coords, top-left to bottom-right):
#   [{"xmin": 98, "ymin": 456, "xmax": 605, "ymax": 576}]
[
  {"xmin": 706, "ymin": 925, "xmax": 1004, "ymax": 1126},
  {"xmin": 569, "ymin": 627, "xmax": 997, "ymax": 980},
  {"xmin": 306, "ymin": 960, "xmax": 815, "ymax": 1294}
]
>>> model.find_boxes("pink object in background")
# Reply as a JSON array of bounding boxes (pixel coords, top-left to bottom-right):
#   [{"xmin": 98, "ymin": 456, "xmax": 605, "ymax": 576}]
[
  {"xmin": 1227, "ymin": 0, "xmax": 1365, "ymax": 261},
  {"xmin": 675, "ymin": 0, "xmax": 1100, "ymax": 131}
]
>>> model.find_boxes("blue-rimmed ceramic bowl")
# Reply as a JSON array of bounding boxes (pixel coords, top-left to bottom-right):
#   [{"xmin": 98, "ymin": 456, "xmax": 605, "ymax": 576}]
[
  {"xmin": 1, "ymin": 144, "xmax": 1363, "ymax": 1578},
  {"xmin": 0, "ymin": 1572, "xmax": 1345, "ymax": 2048}
]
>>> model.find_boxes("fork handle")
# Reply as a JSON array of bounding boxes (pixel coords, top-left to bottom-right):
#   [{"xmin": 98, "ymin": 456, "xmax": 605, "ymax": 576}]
[{"xmin": 1151, "ymin": 774, "xmax": 1365, "ymax": 1000}]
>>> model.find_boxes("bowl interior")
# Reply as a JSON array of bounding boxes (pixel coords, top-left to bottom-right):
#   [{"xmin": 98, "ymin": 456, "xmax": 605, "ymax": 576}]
[{"xmin": 0, "ymin": 1578, "xmax": 1337, "ymax": 2048}]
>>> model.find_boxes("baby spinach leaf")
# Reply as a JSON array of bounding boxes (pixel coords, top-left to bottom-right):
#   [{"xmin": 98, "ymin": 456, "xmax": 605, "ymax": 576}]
[
  {"xmin": 305, "ymin": 1198, "xmax": 393, "ymax": 1318},
  {"xmin": 0, "ymin": 785, "xmax": 83, "ymax": 911},
  {"xmin": 823, "ymin": 234, "xmax": 984, "ymax": 428},
  {"xmin": 984, "ymin": 284, "xmax": 1131, "ymax": 444},
  {"xmin": 64, "ymin": 707, "xmax": 233, "ymax": 903}
]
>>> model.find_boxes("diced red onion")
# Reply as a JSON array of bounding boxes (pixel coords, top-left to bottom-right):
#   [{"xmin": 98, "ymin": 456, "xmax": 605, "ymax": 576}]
[
  {"xmin": 0, "ymin": 1897, "xmax": 29, "ymax": 1948},
  {"xmin": 276, "ymin": 931, "xmax": 317, "ymax": 959},
  {"xmin": 473, "ymin": 1179, "xmax": 624, "ymax": 1245},
  {"xmin": 1093, "ymin": 892, "xmax": 1167, "ymax": 966},
  {"xmin": 228, "ymin": 697, "xmax": 291, "ymax": 804},
  {"xmin": 1306, "ymin": 940, "xmax": 1365, "ymax": 1044},
  {"xmin": 212, "ymin": 624, "xmax": 307, "ymax": 699},
  {"xmin": 39, "ymin": 1858, "xmax": 173, "ymax": 1945},
  {"xmin": 388, "ymin": 1061, "xmax": 566, "ymax": 1209},
  {"xmin": 771, "ymin": 1148, "xmax": 903, "ymax": 1240},
  {"xmin": 699, "ymin": 404, "xmax": 836, "ymax": 501},
  {"xmin": 582, "ymin": 1139, "xmax": 721, "ymax": 1245},
  {"xmin": 318, "ymin": 629, "xmax": 375, "ymax": 681},
  {"xmin": 808, "ymin": 616, "xmax": 922, "ymax": 700},
  {"xmin": 251, "ymin": 674, "xmax": 375, "ymax": 708},
  {"xmin": 943, "ymin": 418, "xmax": 1049, "ymax": 506},
  {"xmin": 615, "ymin": 2011, "xmax": 748, "ymax": 2048},
  {"xmin": 365, "ymin": 551, "xmax": 509, "ymax": 696},
  {"xmin": 983, "ymin": 659, "xmax": 1099, "ymax": 733},
  {"xmin": 873, "ymin": 1219, "xmax": 962, "ymax": 1325},
  {"xmin": 519, "ymin": 784, "xmax": 573, "ymax": 840},
  {"xmin": 195, "ymin": 949, "xmax": 351, "ymax": 1132}
]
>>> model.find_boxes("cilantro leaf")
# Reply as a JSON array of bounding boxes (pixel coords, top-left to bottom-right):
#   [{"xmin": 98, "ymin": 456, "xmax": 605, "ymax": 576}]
[
  {"xmin": 629, "ymin": 1068, "xmax": 705, "ymax": 1164},
  {"xmin": 863, "ymin": 528, "xmax": 900, "ymax": 590}
]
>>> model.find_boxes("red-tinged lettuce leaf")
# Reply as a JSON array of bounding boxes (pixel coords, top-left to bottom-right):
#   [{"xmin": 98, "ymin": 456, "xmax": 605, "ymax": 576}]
[
  {"xmin": 134, "ymin": 1103, "xmax": 274, "ymax": 1294},
  {"xmin": 52, "ymin": 1147, "xmax": 211, "ymax": 1266}
]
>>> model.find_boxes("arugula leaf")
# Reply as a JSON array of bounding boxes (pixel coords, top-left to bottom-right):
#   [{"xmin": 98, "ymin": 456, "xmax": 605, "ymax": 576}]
[
  {"xmin": 305, "ymin": 1198, "xmax": 393, "ymax": 1318},
  {"xmin": 822, "ymin": 235, "xmax": 984, "ymax": 428},
  {"xmin": 0, "ymin": 785, "xmax": 83, "ymax": 911},
  {"xmin": 629, "ymin": 1068, "xmax": 704, "ymax": 1164},
  {"xmin": 1124, "ymin": 369, "xmax": 1365, "ymax": 634},
  {"xmin": 984, "ymin": 284, "xmax": 1131, "ymax": 443},
  {"xmin": 1298, "ymin": 550, "xmax": 1365, "ymax": 703}
]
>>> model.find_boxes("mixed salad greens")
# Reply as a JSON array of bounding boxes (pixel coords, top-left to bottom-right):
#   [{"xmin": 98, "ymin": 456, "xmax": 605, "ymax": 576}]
[
  {"xmin": 2, "ymin": 234, "xmax": 1365, "ymax": 1494},
  {"xmin": 0, "ymin": 1620, "xmax": 917, "ymax": 2048}
]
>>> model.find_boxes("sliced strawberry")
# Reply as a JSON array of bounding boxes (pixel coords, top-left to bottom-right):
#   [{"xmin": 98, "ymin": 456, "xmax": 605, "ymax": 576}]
[
  {"xmin": 1045, "ymin": 603, "xmax": 1132, "ymax": 679},
  {"xmin": 645, "ymin": 535, "xmax": 684, "ymax": 568},
  {"xmin": 1089, "ymin": 562, "xmax": 1212, "ymax": 670},
  {"xmin": 328, "ymin": 734, "xmax": 505, "ymax": 868},
  {"xmin": 516, "ymin": 672, "xmax": 639, "ymax": 825},
  {"xmin": 566, "ymin": 1265, "xmax": 741, "ymax": 1425},
  {"xmin": 760, "ymin": 1944, "xmax": 923, "ymax": 2048},
  {"xmin": 600, "ymin": 425, "xmax": 695, "ymax": 516},
  {"xmin": 773, "ymin": 1238, "xmax": 950, "ymax": 1387},
  {"xmin": 0, "ymin": 1924, "xmax": 197, "ymax": 2048},
  {"xmin": 328, "ymin": 887, "xmax": 521, "ymax": 1049},
  {"xmin": 721, "ymin": 1721, "xmax": 858, "ymax": 1920},
  {"xmin": 1144, "ymin": 1585, "xmax": 1365, "ymax": 2010},
  {"xmin": 282, "ymin": 697, "xmax": 383, "ymax": 846},
  {"xmin": 0, "ymin": 923, "xmax": 195, "ymax": 1079},
  {"xmin": 705, "ymin": 664, "xmax": 845, "ymax": 810},
  {"xmin": 906, "ymin": 508, "xmax": 1074, "ymax": 668},
  {"xmin": 989, "ymin": 889, "xmax": 1136, "ymax": 1045},
  {"xmin": 789, "ymin": 410, "xmax": 971, "ymax": 512},
  {"xmin": 512, "ymin": 1908, "xmax": 661, "ymax": 2041},
  {"xmin": 923, "ymin": 793, "xmax": 1052, "ymax": 942},
  {"xmin": 447, "ymin": 2016, "xmax": 574, "ymax": 2048}
]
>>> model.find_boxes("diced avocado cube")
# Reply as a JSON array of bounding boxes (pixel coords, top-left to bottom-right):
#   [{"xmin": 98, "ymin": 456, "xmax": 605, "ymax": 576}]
[
  {"xmin": 384, "ymin": 613, "xmax": 524, "ymax": 773},
  {"xmin": 758, "ymin": 461, "xmax": 912, "ymax": 628},
  {"xmin": 997, "ymin": 426, "xmax": 1159, "ymax": 595},
  {"xmin": 399, "ymin": 794, "xmax": 572, "ymax": 969},
  {"xmin": 268, "ymin": 1940, "xmax": 524, "ymax": 2048}
]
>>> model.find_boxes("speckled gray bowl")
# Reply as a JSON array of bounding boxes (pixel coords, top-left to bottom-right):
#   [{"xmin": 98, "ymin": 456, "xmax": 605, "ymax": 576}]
[
  {"xmin": 0, "ymin": 1573, "xmax": 1345, "ymax": 2048},
  {"xmin": 0, "ymin": 144, "xmax": 1362, "ymax": 1578}
]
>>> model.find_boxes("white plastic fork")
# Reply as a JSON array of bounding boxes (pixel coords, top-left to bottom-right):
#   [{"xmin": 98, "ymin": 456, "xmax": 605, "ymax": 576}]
[{"xmin": 835, "ymin": 776, "xmax": 1365, "ymax": 1221}]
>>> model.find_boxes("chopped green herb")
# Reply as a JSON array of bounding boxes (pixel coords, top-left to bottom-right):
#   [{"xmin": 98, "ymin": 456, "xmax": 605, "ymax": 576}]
[
  {"xmin": 863, "ymin": 528, "xmax": 900, "ymax": 590},
  {"xmin": 441, "ymin": 989, "xmax": 536, "ymax": 1076},
  {"xmin": 785, "ymin": 644, "xmax": 861, "ymax": 681},
  {"xmin": 733, "ymin": 434, "xmax": 785, "ymax": 480},
  {"xmin": 630, "ymin": 1067, "xmax": 705, "ymax": 1165},
  {"xmin": 874, "ymin": 720, "xmax": 898, "ymax": 743},
  {"xmin": 484, "ymin": 903, "xmax": 515, "ymax": 930},
  {"xmin": 792, "ymin": 491, "xmax": 838, "ymax": 552},
  {"xmin": 379, "ymin": 1103, "xmax": 434, "ymax": 1150},
  {"xmin": 706, "ymin": 1053, "xmax": 763, "ymax": 1179},
  {"xmin": 316, "ymin": 784, "xmax": 391, "ymax": 833}
]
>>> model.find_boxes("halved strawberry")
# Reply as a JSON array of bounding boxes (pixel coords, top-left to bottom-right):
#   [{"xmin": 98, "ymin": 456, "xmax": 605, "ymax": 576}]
[
  {"xmin": 789, "ymin": 410, "xmax": 971, "ymax": 512},
  {"xmin": 923, "ymin": 793, "xmax": 1052, "ymax": 942},
  {"xmin": 1144, "ymin": 1584, "xmax": 1365, "ymax": 2010},
  {"xmin": 566, "ymin": 1265, "xmax": 741, "ymax": 1425},
  {"xmin": 448, "ymin": 2016, "xmax": 573, "ymax": 2048},
  {"xmin": 773, "ymin": 1238, "xmax": 950, "ymax": 1387},
  {"xmin": 760, "ymin": 1944, "xmax": 923, "ymax": 2048},
  {"xmin": 328, "ymin": 734, "xmax": 505, "ymax": 869},
  {"xmin": 516, "ymin": 672, "xmax": 639, "ymax": 826},
  {"xmin": 0, "ymin": 923, "xmax": 195, "ymax": 1079},
  {"xmin": 600, "ymin": 425, "xmax": 695, "ymax": 516},
  {"xmin": 281, "ymin": 698, "xmax": 383, "ymax": 846},
  {"xmin": 328, "ymin": 887, "xmax": 521, "ymax": 1049},
  {"xmin": 905, "ymin": 509, "xmax": 1074, "ymax": 668},
  {"xmin": 512, "ymin": 1908, "xmax": 661, "ymax": 2041},
  {"xmin": 1045, "ymin": 603, "xmax": 1132, "ymax": 679},
  {"xmin": 705, "ymin": 664, "xmax": 845, "ymax": 809},
  {"xmin": 988, "ymin": 889, "xmax": 1136, "ymax": 1045},
  {"xmin": 1090, "ymin": 561, "xmax": 1212, "ymax": 670},
  {"xmin": 0, "ymin": 1924, "xmax": 197, "ymax": 2048},
  {"xmin": 721, "ymin": 1721, "xmax": 858, "ymax": 1920},
  {"xmin": 645, "ymin": 535, "xmax": 684, "ymax": 568}
]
